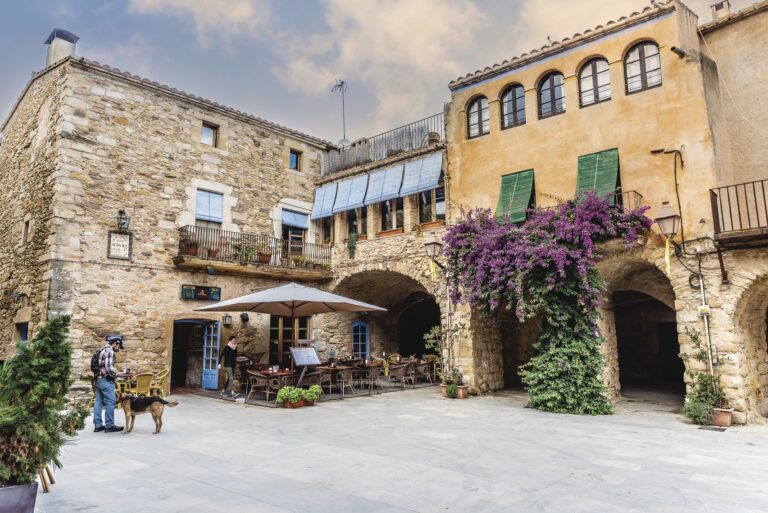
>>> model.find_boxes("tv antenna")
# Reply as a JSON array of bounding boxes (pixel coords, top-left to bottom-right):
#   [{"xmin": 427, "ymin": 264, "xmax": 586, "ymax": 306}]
[{"xmin": 331, "ymin": 79, "xmax": 349, "ymax": 146}]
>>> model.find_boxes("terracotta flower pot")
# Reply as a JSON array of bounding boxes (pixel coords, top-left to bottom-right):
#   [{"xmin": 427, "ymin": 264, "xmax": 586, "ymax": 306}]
[
  {"xmin": 185, "ymin": 246, "xmax": 199, "ymax": 256},
  {"xmin": 440, "ymin": 384, "xmax": 448, "ymax": 397},
  {"xmin": 257, "ymin": 253, "xmax": 271, "ymax": 264},
  {"xmin": 456, "ymin": 385, "xmax": 469, "ymax": 399},
  {"xmin": 283, "ymin": 399, "xmax": 306, "ymax": 408},
  {"xmin": 0, "ymin": 481, "xmax": 38, "ymax": 513},
  {"xmin": 712, "ymin": 407, "xmax": 733, "ymax": 427}
]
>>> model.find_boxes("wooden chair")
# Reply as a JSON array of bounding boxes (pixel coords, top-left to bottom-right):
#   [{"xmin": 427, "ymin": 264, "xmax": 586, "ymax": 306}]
[
  {"xmin": 124, "ymin": 372, "xmax": 154, "ymax": 397},
  {"xmin": 38, "ymin": 464, "xmax": 55, "ymax": 493},
  {"xmin": 245, "ymin": 370, "xmax": 270, "ymax": 403},
  {"xmin": 150, "ymin": 369, "xmax": 169, "ymax": 397},
  {"xmin": 387, "ymin": 352, "xmax": 402, "ymax": 363}
]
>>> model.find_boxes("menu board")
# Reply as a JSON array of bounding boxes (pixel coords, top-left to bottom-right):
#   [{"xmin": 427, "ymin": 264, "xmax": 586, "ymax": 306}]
[{"xmin": 290, "ymin": 347, "xmax": 321, "ymax": 366}]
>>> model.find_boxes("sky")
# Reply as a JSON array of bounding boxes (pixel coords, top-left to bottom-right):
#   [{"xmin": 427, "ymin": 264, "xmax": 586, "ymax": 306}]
[{"xmin": 0, "ymin": 0, "xmax": 750, "ymax": 144}]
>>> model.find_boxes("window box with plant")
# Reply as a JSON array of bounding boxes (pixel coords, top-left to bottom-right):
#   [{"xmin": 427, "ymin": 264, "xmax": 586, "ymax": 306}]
[
  {"xmin": 256, "ymin": 242, "xmax": 273, "ymax": 264},
  {"xmin": 0, "ymin": 316, "xmax": 89, "ymax": 513},
  {"xmin": 182, "ymin": 239, "xmax": 200, "ymax": 256},
  {"xmin": 276, "ymin": 385, "xmax": 322, "ymax": 408}
]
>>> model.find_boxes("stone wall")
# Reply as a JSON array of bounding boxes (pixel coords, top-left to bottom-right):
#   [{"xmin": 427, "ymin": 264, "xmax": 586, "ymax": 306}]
[{"xmin": 0, "ymin": 63, "xmax": 68, "ymax": 357}]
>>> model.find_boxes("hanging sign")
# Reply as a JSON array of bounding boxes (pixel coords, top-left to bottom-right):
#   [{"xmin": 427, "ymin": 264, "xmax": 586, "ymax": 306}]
[
  {"xmin": 181, "ymin": 285, "xmax": 221, "ymax": 301},
  {"xmin": 108, "ymin": 231, "xmax": 132, "ymax": 260}
]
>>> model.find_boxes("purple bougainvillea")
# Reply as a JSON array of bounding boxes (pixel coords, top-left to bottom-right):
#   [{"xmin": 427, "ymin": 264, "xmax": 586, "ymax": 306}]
[{"xmin": 444, "ymin": 192, "xmax": 653, "ymax": 414}]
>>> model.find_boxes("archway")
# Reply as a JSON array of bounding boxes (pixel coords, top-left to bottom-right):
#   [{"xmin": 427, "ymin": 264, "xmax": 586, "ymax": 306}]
[
  {"xmin": 331, "ymin": 270, "xmax": 441, "ymax": 358},
  {"xmin": 733, "ymin": 273, "xmax": 768, "ymax": 418},
  {"xmin": 600, "ymin": 257, "xmax": 684, "ymax": 405},
  {"xmin": 500, "ymin": 311, "xmax": 541, "ymax": 389}
]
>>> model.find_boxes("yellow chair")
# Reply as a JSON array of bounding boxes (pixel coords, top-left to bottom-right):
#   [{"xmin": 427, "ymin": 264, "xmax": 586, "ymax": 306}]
[
  {"xmin": 150, "ymin": 369, "xmax": 169, "ymax": 397},
  {"xmin": 386, "ymin": 352, "xmax": 402, "ymax": 363},
  {"xmin": 125, "ymin": 372, "xmax": 154, "ymax": 397}
]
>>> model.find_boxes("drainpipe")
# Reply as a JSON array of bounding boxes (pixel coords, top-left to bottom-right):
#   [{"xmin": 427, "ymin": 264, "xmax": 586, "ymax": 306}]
[{"xmin": 695, "ymin": 250, "xmax": 716, "ymax": 384}]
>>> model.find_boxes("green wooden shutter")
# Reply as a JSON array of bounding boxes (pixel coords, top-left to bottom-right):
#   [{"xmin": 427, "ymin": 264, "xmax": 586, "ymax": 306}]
[
  {"xmin": 576, "ymin": 149, "xmax": 619, "ymax": 204},
  {"xmin": 495, "ymin": 169, "xmax": 534, "ymax": 222}
]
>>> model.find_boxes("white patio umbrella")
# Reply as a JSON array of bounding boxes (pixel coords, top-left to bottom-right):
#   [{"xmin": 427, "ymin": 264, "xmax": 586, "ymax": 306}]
[{"xmin": 194, "ymin": 282, "xmax": 386, "ymax": 316}]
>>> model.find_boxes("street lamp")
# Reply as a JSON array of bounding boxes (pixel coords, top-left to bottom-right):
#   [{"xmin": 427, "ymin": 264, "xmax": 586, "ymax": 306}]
[
  {"xmin": 654, "ymin": 201, "xmax": 681, "ymax": 239},
  {"xmin": 116, "ymin": 209, "xmax": 130, "ymax": 231},
  {"xmin": 424, "ymin": 233, "xmax": 444, "ymax": 263}
]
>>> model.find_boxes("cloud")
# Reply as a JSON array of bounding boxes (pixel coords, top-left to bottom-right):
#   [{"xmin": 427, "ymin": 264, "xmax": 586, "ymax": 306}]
[
  {"xmin": 273, "ymin": 0, "xmax": 488, "ymax": 133},
  {"xmin": 84, "ymin": 35, "xmax": 158, "ymax": 78},
  {"xmin": 128, "ymin": 0, "xmax": 272, "ymax": 47}
]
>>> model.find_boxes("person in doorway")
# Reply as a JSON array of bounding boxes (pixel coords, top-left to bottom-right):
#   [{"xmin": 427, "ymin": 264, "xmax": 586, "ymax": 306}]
[
  {"xmin": 218, "ymin": 336, "xmax": 239, "ymax": 399},
  {"xmin": 93, "ymin": 336, "xmax": 125, "ymax": 433}
]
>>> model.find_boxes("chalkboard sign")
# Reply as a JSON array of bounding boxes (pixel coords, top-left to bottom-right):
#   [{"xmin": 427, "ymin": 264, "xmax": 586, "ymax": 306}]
[{"xmin": 290, "ymin": 347, "xmax": 321, "ymax": 366}]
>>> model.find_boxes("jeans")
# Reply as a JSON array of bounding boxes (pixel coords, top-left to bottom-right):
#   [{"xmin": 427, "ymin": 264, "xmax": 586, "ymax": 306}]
[
  {"xmin": 223, "ymin": 367, "xmax": 235, "ymax": 393},
  {"xmin": 93, "ymin": 377, "xmax": 116, "ymax": 428}
]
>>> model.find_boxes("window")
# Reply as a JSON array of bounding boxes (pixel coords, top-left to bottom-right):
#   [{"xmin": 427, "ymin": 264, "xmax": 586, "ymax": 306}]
[
  {"xmin": 289, "ymin": 149, "xmax": 302, "ymax": 170},
  {"xmin": 579, "ymin": 58, "xmax": 612, "ymax": 107},
  {"xmin": 501, "ymin": 84, "xmax": 526, "ymax": 128},
  {"xmin": 538, "ymin": 72, "xmax": 566, "ymax": 119},
  {"xmin": 352, "ymin": 321, "xmax": 369, "ymax": 359},
  {"xmin": 283, "ymin": 223, "xmax": 306, "ymax": 254},
  {"xmin": 466, "ymin": 96, "xmax": 489, "ymax": 138},
  {"xmin": 419, "ymin": 182, "xmax": 446, "ymax": 224},
  {"xmin": 348, "ymin": 207, "xmax": 367, "ymax": 237},
  {"xmin": 625, "ymin": 42, "xmax": 662, "ymax": 94},
  {"xmin": 576, "ymin": 148, "xmax": 620, "ymax": 205},
  {"xmin": 201, "ymin": 122, "xmax": 219, "ymax": 146},
  {"xmin": 380, "ymin": 198, "xmax": 404, "ymax": 232},
  {"xmin": 319, "ymin": 217, "xmax": 334, "ymax": 245},
  {"xmin": 195, "ymin": 190, "xmax": 223, "ymax": 229},
  {"xmin": 495, "ymin": 169, "xmax": 535, "ymax": 222},
  {"xmin": 22, "ymin": 220, "xmax": 30, "ymax": 245},
  {"xmin": 14, "ymin": 323, "xmax": 29, "ymax": 343},
  {"xmin": 269, "ymin": 316, "xmax": 310, "ymax": 366}
]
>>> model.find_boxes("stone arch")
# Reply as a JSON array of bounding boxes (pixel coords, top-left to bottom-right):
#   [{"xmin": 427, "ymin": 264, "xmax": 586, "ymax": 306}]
[
  {"xmin": 597, "ymin": 254, "xmax": 681, "ymax": 400},
  {"xmin": 732, "ymin": 273, "xmax": 768, "ymax": 418}
]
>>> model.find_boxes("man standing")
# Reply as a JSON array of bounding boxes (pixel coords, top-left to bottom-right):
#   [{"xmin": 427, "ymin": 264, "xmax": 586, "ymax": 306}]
[
  {"xmin": 93, "ymin": 336, "xmax": 124, "ymax": 433},
  {"xmin": 218, "ymin": 336, "xmax": 239, "ymax": 399}
]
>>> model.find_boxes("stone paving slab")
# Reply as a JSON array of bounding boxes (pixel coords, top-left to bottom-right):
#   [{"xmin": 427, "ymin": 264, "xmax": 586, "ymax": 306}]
[{"xmin": 36, "ymin": 388, "xmax": 768, "ymax": 513}]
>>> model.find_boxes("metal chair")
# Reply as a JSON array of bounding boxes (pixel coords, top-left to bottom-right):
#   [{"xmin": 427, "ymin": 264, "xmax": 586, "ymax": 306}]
[
  {"xmin": 388, "ymin": 364, "xmax": 415, "ymax": 390},
  {"xmin": 245, "ymin": 370, "xmax": 270, "ymax": 403},
  {"xmin": 124, "ymin": 372, "xmax": 154, "ymax": 397},
  {"xmin": 335, "ymin": 368, "xmax": 355, "ymax": 398},
  {"xmin": 414, "ymin": 362, "xmax": 433, "ymax": 384}
]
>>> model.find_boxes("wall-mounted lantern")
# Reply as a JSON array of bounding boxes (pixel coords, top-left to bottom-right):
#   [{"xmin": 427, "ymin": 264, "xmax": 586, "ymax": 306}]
[
  {"xmin": 116, "ymin": 209, "xmax": 130, "ymax": 232},
  {"xmin": 222, "ymin": 314, "xmax": 233, "ymax": 327},
  {"xmin": 240, "ymin": 312, "xmax": 249, "ymax": 323},
  {"xmin": 654, "ymin": 201, "xmax": 681, "ymax": 239}
]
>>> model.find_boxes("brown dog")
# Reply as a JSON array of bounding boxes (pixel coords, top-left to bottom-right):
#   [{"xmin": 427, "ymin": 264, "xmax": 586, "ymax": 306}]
[{"xmin": 118, "ymin": 393, "xmax": 178, "ymax": 434}]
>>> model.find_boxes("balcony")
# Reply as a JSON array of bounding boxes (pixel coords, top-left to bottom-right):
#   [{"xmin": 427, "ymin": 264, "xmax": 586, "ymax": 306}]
[
  {"xmin": 322, "ymin": 113, "xmax": 444, "ymax": 175},
  {"xmin": 173, "ymin": 226, "xmax": 333, "ymax": 281},
  {"xmin": 535, "ymin": 190, "xmax": 645, "ymax": 214},
  {"xmin": 710, "ymin": 179, "xmax": 768, "ymax": 245}
]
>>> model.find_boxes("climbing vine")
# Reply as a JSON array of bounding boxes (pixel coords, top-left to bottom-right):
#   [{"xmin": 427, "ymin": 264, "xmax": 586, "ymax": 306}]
[{"xmin": 444, "ymin": 192, "xmax": 653, "ymax": 414}]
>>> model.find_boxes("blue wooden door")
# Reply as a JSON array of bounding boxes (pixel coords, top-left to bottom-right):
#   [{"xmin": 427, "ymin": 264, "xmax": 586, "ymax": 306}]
[
  {"xmin": 352, "ymin": 321, "xmax": 369, "ymax": 359},
  {"xmin": 202, "ymin": 322, "xmax": 221, "ymax": 390}
]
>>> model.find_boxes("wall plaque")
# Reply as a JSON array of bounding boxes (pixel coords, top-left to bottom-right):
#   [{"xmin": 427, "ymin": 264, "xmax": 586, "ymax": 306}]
[
  {"xmin": 108, "ymin": 231, "xmax": 131, "ymax": 260},
  {"xmin": 181, "ymin": 285, "xmax": 221, "ymax": 301}
]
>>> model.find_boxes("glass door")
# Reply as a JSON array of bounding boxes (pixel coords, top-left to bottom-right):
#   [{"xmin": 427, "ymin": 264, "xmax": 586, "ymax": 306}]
[
  {"xmin": 201, "ymin": 321, "xmax": 221, "ymax": 390},
  {"xmin": 269, "ymin": 316, "xmax": 310, "ymax": 367},
  {"xmin": 352, "ymin": 321, "xmax": 369, "ymax": 359}
]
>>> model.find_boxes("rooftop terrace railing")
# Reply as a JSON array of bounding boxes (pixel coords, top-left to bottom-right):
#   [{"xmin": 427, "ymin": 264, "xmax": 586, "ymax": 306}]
[
  {"xmin": 710, "ymin": 178, "xmax": 768, "ymax": 239},
  {"xmin": 322, "ymin": 113, "xmax": 444, "ymax": 175}
]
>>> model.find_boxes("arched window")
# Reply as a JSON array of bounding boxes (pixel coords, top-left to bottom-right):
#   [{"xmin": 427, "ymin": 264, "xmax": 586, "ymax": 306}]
[
  {"xmin": 625, "ymin": 41, "xmax": 662, "ymax": 93},
  {"xmin": 538, "ymin": 72, "xmax": 565, "ymax": 119},
  {"xmin": 500, "ymin": 84, "xmax": 526, "ymax": 128},
  {"xmin": 466, "ymin": 96, "xmax": 489, "ymax": 138},
  {"xmin": 579, "ymin": 58, "xmax": 611, "ymax": 107}
]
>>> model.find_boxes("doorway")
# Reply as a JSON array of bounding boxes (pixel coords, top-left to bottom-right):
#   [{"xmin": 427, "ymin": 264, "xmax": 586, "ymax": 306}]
[
  {"xmin": 269, "ymin": 316, "xmax": 310, "ymax": 367},
  {"xmin": 171, "ymin": 319, "xmax": 220, "ymax": 390},
  {"xmin": 397, "ymin": 294, "xmax": 440, "ymax": 357},
  {"xmin": 613, "ymin": 291, "xmax": 684, "ymax": 395}
]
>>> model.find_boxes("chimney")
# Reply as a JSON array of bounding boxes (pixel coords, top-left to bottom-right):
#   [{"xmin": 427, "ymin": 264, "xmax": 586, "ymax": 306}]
[
  {"xmin": 44, "ymin": 29, "xmax": 79, "ymax": 67},
  {"xmin": 710, "ymin": 1, "xmax": 731, "ymax": 21}
]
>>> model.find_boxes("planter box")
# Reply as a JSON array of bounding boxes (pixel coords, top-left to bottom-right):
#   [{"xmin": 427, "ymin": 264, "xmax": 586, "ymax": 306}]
[
  {"xmin": 283, "ymin": 399, "xmax": 307, "ymax": 408},
  {"xmin": 420, "ymin": 220, "xmax": 445, "ymax": 231},
  {"xmin": 257, "ymin": 253, "xmax": 272, "ymax": 264},
  {"xmin": 712, "ymin": 407, "xmax": 733, "ymax": 427},
  {"xmin": 0, "ymin": 482, "xmax": 38, "ymax": 513},
  {"xmin": 184, "ymin": 246, "xmax": 199, "ymax": 256}
]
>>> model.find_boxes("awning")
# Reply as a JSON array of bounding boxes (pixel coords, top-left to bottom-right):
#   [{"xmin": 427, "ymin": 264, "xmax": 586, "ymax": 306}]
[
  {"xmin": 333, "ymin": 174, "xmax": 369, "ymax": 213},
  {"xmin": 282, "ymin": 209, "xmax": 309, "ymax": 229},
  {"xmin": 495, "ymin": 169, "xmax": 534, "ymax": 223},
  {"xmin": 364, "ymin": 164, "xmax": 403, "ymax": 205},
  {"xmin": 311, "ymin": 183, "xmax": 338, "ymax": 219},
  {"xmin": 576, "ymin": 148, "xmax": 619, "ymax": 204},
  {"xmin": 400, "ymin": 152, "xmax": 443, "ymax": 196}
]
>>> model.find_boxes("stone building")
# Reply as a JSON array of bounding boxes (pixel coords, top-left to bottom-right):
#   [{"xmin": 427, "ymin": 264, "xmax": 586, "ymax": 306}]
[
  {"xmin": 2, "ymin": 1, "xmax": 767, "ymax": 425},
  {"xmin": 0, "ymin": 30, "xmax": 333, "ymax": 388},
  {"xmin": 444, "ymin": 0, "xmax": 768, "ymax": 423}
]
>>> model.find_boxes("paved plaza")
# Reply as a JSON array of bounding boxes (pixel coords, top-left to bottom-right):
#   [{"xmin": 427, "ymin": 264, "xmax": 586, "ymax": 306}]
[{"xmin": 38, "ymin": 388, "xmax": 768, "ymax": 513}]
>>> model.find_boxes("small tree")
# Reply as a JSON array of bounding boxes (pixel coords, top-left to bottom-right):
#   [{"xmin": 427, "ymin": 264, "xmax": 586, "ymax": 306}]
[
  {"xmin": 679, "ymin": 327, "xmax": 727, "ymax": 425},
  {"xmin": 423, "ymin": 323, "xmax": 465, "ymax": 385},
  {"xmin": 0, "ymin": 316, "xmax": 88, "ymax": 486}
]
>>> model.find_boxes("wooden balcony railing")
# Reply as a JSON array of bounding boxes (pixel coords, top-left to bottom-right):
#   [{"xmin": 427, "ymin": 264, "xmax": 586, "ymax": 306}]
[
  {"xmin": 710, "ymin": 179, "xmax": 768, "ymax": 242},
  {"xmin": 177, "ymin": 226, "xmax": 332, "ymax": 269}
]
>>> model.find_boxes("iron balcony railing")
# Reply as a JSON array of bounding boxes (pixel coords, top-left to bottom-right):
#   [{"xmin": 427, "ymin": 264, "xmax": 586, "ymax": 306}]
[
  {"xmin": 534, "ymin": 190, "xmax": 645, "ymax": 214},
  {"xmin": 322, "ymin": 113, "xmax": 445, "ymax": 175},
  {"xmin": 178, "ymin": 226, "xmax": 332, "ymax": 269},
  {"xmin": 710, "ymin": 178, "xmax": 768, "ymax": 237}
]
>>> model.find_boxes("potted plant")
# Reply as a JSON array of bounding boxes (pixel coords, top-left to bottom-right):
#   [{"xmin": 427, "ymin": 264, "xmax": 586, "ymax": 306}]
[
  {"xmin": 234, "ymin": 244, "xmax": 256, "ymax": 262},
  {"xmin": 0, "ymin": 316, "xmax": 89, "ymax": 513},
  {"xmin": 679, "ymin": 327, "xmax": 732, "ymax": 426},
  {"xmin": 302, "ymin": 385, "xmax": 322, "ymax": 405},
  {"xmin": 256, "ymin": 242, "xmax": 272, "ymax": 264},
  {"xmin": 206, "ymin": 247, "xmax": 219, "ymax": 258},
  {"xmin": 291, "ymin": 256, "xmax": 308, "ymax": 268},
  {"xmin": 276, "ymin": 385, "xmax": 322, "ymax": 408},
  {"xmin": 423, "ymin": 324, "xmax": 469, "ymax": 399},
  {"xmin": 318, "ymin": 262, "xmax": 332, "ymax": 272},
  {"xmin": 183, "ymin": 239, "xmax": 199, "ymax": 256}
]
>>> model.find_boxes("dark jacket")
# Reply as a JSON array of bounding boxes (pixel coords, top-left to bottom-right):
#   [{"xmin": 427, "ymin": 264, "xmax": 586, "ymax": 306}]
[{"xmin": 219, "ymin": 345, "xmax": 237, "ymax": 368}]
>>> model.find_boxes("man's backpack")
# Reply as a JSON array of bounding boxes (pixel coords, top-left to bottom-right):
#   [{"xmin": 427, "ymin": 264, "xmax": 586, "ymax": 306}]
[{"xmin": 90, "ymin": 348, "xmax": 104, "ymax": 377}]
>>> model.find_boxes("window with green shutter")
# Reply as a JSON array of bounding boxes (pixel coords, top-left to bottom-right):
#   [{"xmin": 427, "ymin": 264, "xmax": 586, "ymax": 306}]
[
  {"xmin": 495, "ymin": 169, "xmax": 535, "ymax": 222},
  {"xmin": 576, "ymin": 148, "xmax": 619, "ymax": 204}
]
